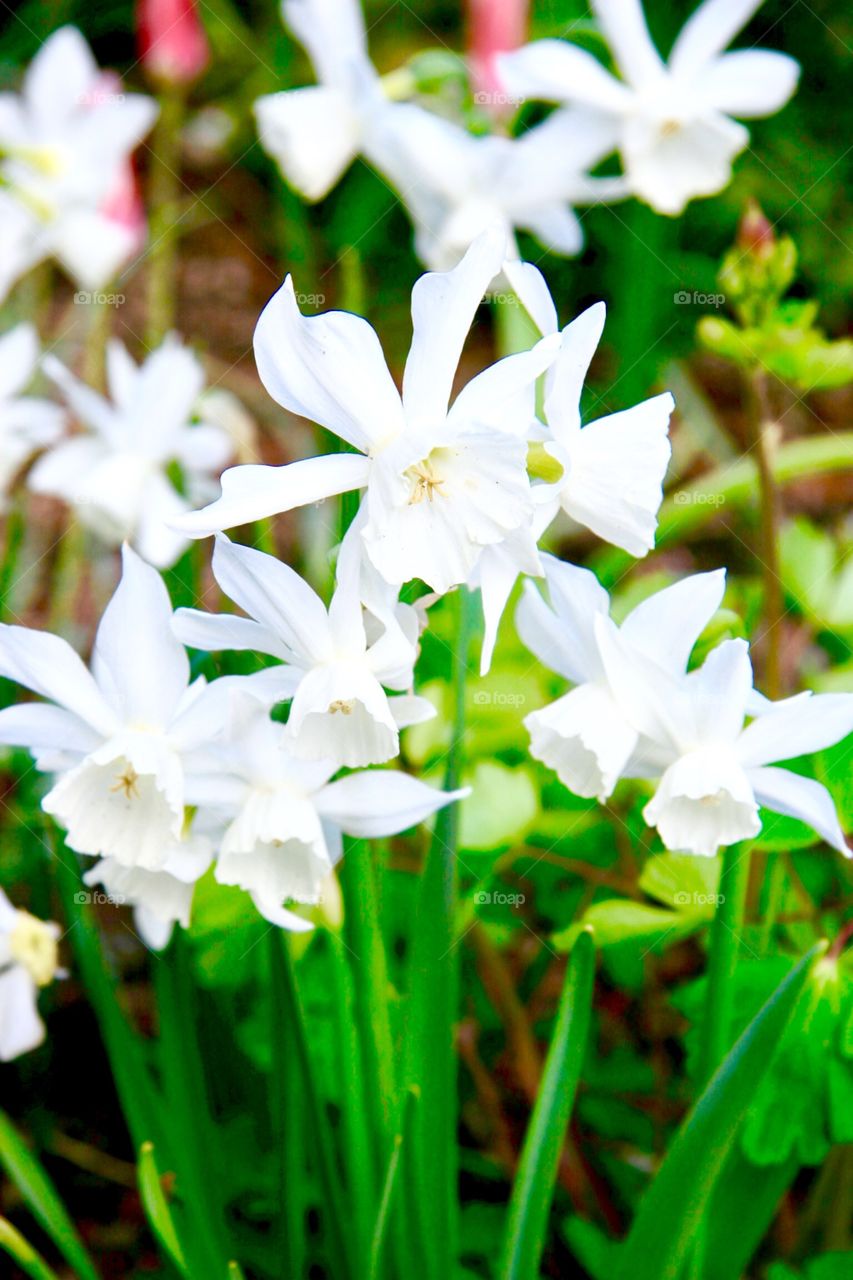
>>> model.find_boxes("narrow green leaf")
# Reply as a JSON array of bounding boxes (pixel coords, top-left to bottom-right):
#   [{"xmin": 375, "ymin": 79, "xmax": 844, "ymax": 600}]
[
  {"xmin": 702, "ymin": 1147, "xmax": 800, "ymax": 1280},
  {"xmin": 616, "ymin": 942, "xmax": 828, "ymax": 1280},
  {"xmin": 368, "ymin": 1086, "xmax": 419, "ymax": 1280},
  {"xmin": 0, "ymin": 1110, "xmax": 99, "ymax": 1280},
  {"xmin": 138, "ymin": 1142, "xmax": 189, "ymax": 1278},
  {"xmin": 498, "ymin": 928, "xmax": 596, "ymax": 1280},
  {"xmin": 268, "ymin": 933, "xmax": 355, "ymax": 1280},
  {"xmin": 0, "ymin": 1216, "xmax": 60, "ymax": 1280},
  {"xmin": 228, "ymin": 1263, "xmax": 247, "ymax": 1279}
]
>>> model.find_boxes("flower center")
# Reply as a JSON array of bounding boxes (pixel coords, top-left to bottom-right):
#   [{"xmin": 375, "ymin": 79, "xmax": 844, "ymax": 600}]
[
  {"xmin": 328, "ymin": 699, "xmax": 354, "ymax": 715},
  {"xmin": 9, "ymin": 911, "xmax": 58, "ymax": 987},
  {"xmin": 111, "ymin": 764, "xmax": 141, "ymax": 799},
  {"xmin": 405, "ymin": 449, "xmax": 453, "ymax": 505}
]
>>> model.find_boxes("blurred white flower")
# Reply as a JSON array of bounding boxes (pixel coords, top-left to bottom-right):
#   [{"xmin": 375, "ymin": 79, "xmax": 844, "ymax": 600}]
[
  {"xmin": 370, "ymin": 104, "xmax": 627, "ymax": 270},
  {"xmin": 518, "ymin": 557, "xmax": 726, "ymax": 801},
  {"xmin": 0, "ymin": 544, "xmax": 259, "ymax": 871},
  {"xmin": 0, "ymin": 323, "xmax": 64, "ymax": 510},
  {"xmin": 499, "ymin": 0, "xmax": 799, "ymax": 214},
  {"xmin": 0, "ymin": 26, "xmax": 157, "ymax": 296},
  {"xmin": 596, "ymin": 620, "xmax": 853, "ymax": 857},
  {"xmin": 504, "ymin": 264, "xmax": 674, "ymax": 556},
  {"xmin": 173, "ymin": 524, "xmax": 433, "ymax": 769},
  {"xmin": 187, "ymin": 697, "xmax": 467, "ymax": 930},
  {"xmin": 174, "ymin": 230, "xmax": 560, "ymax": 595},
  {"xmin": 254, "ymin": 0, "xmax": 397, "ymax": 201},
  {"xmin": 30, "ymin": 335, "xmax": 233, "ymax": 568},
  {"xmin": 0, "ymin": 888, "xmax": 61, "ymax": 1061}
]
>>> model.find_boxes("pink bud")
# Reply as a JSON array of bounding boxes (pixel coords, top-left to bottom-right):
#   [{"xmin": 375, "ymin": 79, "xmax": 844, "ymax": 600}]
[
  {"xmin": 100, "ymin": 161, "xmax": 147, "ymax": 258},
  {"xmin": 468, "ymin": 0, "xmax": 529, "ymax": 114},
  {"xmin": 137, "ymin": 0, "xmax": 210, "ymax": 86}
]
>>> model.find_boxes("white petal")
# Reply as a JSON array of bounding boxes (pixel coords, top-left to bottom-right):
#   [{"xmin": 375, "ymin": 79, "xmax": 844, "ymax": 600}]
[
  {"xmin": 284, "ymin": 0, "xmax": 368, "ymax": 85},
  {"xmin": 172, "ymin": 608, "xmax": 289, "ymax": 661},
  {"xmin": 518, "ymin": 203, "xmax": 584, "ymax": 257},
  {"xmin": 388, "ymin": 694, "xmax": 436, "ymax": 729},
  {"xmin": 27, "ymin": 436, "xmax": 110, "ymax": 503},
  {"xmin": 254, "ymin": 276, "xmax": 403, "ymax": 452},
  {"xmin": 211, "ymin": 536, "xmax": 331, "ymax": 667},
  {"xmin": 133, "ymin": 473, "xmax": 192, "ymax": 570},
  {"xmin": 559, "ymin": 392, "xmax": 673, "ymax": 554},
  {"xmin": 544, "ymin": 303, "xmax": 607, "ymax": 442},
  {"xmin": 447, "ymin": 331, "xmax": 561, "ymax": 437},
  {"xmin": 737, "ymin": 693, "xmax": 853, "ymax": 768},
  {"xmin": 669, "ymin": 0, "xmax": 765, "ymax": 76},
  {"xmin": 697, "ymin": 49, "xmax": 800, "ymax": 117},
  {"xmin": 0, "ymin": 624, "xmax": 115, "ymax": 735},
  {"xmin": 687, "ymin": 638, "xmax": 753, "ymax": 743},
  {"xmin": 255, "ymin": 87, "xmax": 361, "ymax": 201},
  {"xmin": 0, "ymin": 323, "xmax": 38, "ymax": 399},
  {"xmin": 592, "ymin": 0, "xmax": 665, "ymax": 87},
  {"xmin": 500, "ymin": 261, "xmax": 558, "ymax": 336},
  {"xmin": 24, "ymin": 26, "xmax": 97, "ymax": 126},
  {"xmin": 42, "ymin": 354, "xmax": 116, "ymax": 439},
  {"xmin": 620, "ymin": 569, "xmax": 727, "ymax": 673},
  {"xmin": 0, "ymin": 966, "xmax": 45, "ymax": 1062},
  {"xmin": 0, "ymin": 703, "xmax": 100, "ymax": 755},
  {"xmin": 644, "ymin": 747, "xmax": 760, "ymax": 856},
  {"xmin": 497, "ymin": 41, "xmax": 632, "ymax": 113},
  {"xmin": 749, "ymin": 767, "xmax": 851, "ymax": 858},
  {"xmin": 92, "ymin": 544, "xmax": 189, "ymax": 727},
  {"xmin": 402, "ymin": 227, "xmax": 507, "ymax": 432},
  {"xmin": 526, "ymin": 682, "xmax": 638, "ymax": 801},
  {"xmin": 314, "ymin": 770, "xmax": 467, "ymax": 838},
  {"xmin": 172, "ymin": 453, "xmax": 371, "ymax": 536},
  {"xmin": 50, "ymin": 211, "xmax": 137, "ymax": 292}
]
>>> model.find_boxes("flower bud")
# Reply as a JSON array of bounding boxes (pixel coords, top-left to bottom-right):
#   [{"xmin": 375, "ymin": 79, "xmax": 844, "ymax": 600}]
[
  {"xmin": 137, "ymin": 0, "xmax": 210, "ymax": 86},
  {"xmin": 737, "ymin": 199, "xmax": 775, "ymax": 261},
  {"xmin": 467, "ymin": 0, "xmax": 529, "ymax": 114}
]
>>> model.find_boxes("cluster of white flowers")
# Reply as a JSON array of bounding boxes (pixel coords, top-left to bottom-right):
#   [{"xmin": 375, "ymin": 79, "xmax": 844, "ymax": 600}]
[
  {"xmin": 0, "ymin": 27, "xmax": 157, "ymax": 299},
  {"xmin": 0, "ymin": 322, "xmax": 249, "ymax": 569},
  {"xmin": 254, "ymin": 0, "xmax": 799, "ymax": 266}
]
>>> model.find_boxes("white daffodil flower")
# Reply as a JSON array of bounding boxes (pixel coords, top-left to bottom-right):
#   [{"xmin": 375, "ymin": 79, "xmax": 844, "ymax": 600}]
[
  {"xmin": 369, "ymin": 102, "xmax": 628, "ymax": 270},
  {"xmin": 254, "ymin": 0, "xmax": 402, "ymax": 202},
  {"xmin": 596, "ymin": 626, "xmax": 853, "ymax": 858},
  {"xmin": 84, "ymin": 835, "xmax": 214, "ymax": 951},
  {"xmin": 187, "ymin": 698, "xmax": 468, "ymax": 930},
  {"xmin": 0, "ymin": 323, "xmax": 64, "ymax": 510},
  {"xmin": 173, "ymin": 525, "xmax": 434, "ymax": 769},
  {"xmin": 0, "ymin": 888, "xmax": 61, "ymax": 1061},
  {"xmin": 518, "ymin": 556, "xmax": 726, "ymax": 802},
  {"xmin": 505, "ymin": 260, "xmax": 674, "ymax": 557},
  {"xmin": 29, "ymin": 336, "xmax": 233, "ymax": 568},
  {"xmin": 174, "ymin": 230, "xmax": 560, "ymax": 595},
  {"xmin": 0, "ymin": 545, "xmax": 258, "ymax": 871},
  {"xmin": 0, "ymin": 26, "xmax": 157, "ymax": 296},
  {"xmin": 498, "ymin": 0, "xmax": 800, "ymax": 214}
]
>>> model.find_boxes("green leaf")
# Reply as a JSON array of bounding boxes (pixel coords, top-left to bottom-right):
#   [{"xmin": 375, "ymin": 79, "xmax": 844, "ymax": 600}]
[
  {"xmin": 0, "ymin": 1111, "xmax": 99, "ymax": 1280},
  {"xmin": 459, "ymin": 761, "xmax": 539, "ymax": 850},
  {"xmin": 497, "ymin": 928, "xmax": 596, "ymax": 1280},
  {"xmin": 368, "ymin": 1086, "xmax": 419, "ymax": 1280},
  {"xmin": 0, "ymin": 1217, "xmax": 59, "ymax": 1280},
  {"xmin": 615, "ymin": 942, "xmax": 828, "ymax": 1280},
  {"xmin": 137, "ymin": 1143, "xmax": 189, "ymax": 1278}
]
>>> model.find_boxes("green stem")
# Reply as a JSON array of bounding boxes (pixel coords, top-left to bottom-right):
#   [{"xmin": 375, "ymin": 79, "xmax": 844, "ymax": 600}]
[
  {"xmin": 748, "ymin": 368, "xmax": 784, "ymax": 699},
  {"xmin": 146, "ymin": 87, "xmax": 186, "ymax": 348},
  {"xmin": 697, "ymin": 843, "xmax": 753, "ymax": 1088}
]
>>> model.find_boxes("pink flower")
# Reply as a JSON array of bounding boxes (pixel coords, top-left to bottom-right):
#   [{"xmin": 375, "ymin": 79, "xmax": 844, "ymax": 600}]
[
  {"xmin": 100, "ymin": 161, "xmax": 147, "ymax": 258},
  {"xmin": 468, "ymin": 0, "xmax": 528, "ymax": 113},
  {"xmin": 137, "ymin": 0, "xmax": 210, "ymax": 86}
]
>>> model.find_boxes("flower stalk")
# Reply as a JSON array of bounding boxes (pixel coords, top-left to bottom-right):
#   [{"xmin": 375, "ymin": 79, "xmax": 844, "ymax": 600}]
[{"xmin": 697, "ymin": 842, "xmax": 753, "ymax": 1088}]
